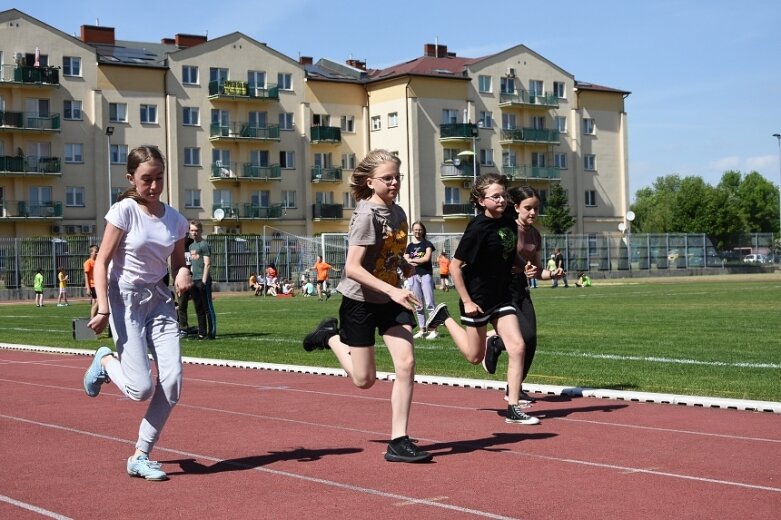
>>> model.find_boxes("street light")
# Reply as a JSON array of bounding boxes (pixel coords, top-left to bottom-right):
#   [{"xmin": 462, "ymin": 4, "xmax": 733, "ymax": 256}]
[
  {"xmin": 105, "ymin": 126, "xmax": 114, "ymax": 210},
  {"xmin": 773, "ymin": 133, "xmax": 781, "ymax": 248}
]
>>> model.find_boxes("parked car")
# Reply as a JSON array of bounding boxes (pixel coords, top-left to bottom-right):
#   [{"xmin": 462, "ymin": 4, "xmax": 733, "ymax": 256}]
[{"xmin": 742, "ymin": 254, "xmax": 768, "ymax": 264}]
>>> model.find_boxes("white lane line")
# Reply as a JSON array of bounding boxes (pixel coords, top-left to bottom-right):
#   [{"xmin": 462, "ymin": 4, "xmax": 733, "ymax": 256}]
[
  {"xmin": 544, "ymin": 351, "xmax": 780, "ymax": 370},
  {"xmin": 0, "ymin": 414, "xmax": 515, "ymax": 520},
  {"xmin": 0, "ymin": 494, "xmax": 73, "ymax": 520}
]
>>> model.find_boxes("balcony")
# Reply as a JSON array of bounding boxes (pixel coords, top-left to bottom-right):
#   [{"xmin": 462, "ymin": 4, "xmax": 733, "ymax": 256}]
[
  {"xmin": 440, "ymin": 123, "xmax": 479, "ymax": 141},
  {"xmin": 310, "ymin": 126, "xmax": 341, "ymax": 144},
  {"xmin": 210, "ymin": 162, "xmax": 282, "ymax": 181},
  {"xmin": 502, "ymin": 165, "xmax": 561, "ymax": 181},
  {"xmin": 311, "ymin": 166, "xmax": 343, "ymax": 182},
  {"xmin": 442, "ymin": 203, "xmax": 474, "ymax": 216},
  {"xmin": 211, "ymin": 204, "xmax": 241, "ymax": 220},
  {"xmin": 208, "ymin": 80, "xmax": 279, "ymax": 102},
  {"xmin": 441, "ymin": 161, "xmax": 480, "ymax": 179},
  {"xmin": 0, "ymin": 111, "xmax": 61, "ymax": 132},
  {"xmin": 15, "ymin": 201, "xmax": 63, "ymax": 218},
  {"xmin": 242, "ymin": 203, "xmax": 284, "ymax": 219},
  {"xmin": 0, "ymin": 155, "xmax": 61, "ymax": 176},
  {"xmin": 499, "ymin": 90, "xmax": 559, "ymax": 109},
  {"xmin": 312, "ymin": 203, "xmax": 343, "ymax": 219},
  {"xmin": 209, "ymin": 122, "xmax": 280, "ymax": 141},
  {"xmin": 500, "ymin": 128, "xmax": 559, "ymax": 145},
  {"xmin": 0, "ymin": 65, "xmax": 60, "ymax": 87}
]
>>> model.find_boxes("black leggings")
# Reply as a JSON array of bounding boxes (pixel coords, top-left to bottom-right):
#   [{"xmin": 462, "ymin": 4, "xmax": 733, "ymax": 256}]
[{"xmin": 509, "ymin": 273, "xmax": 537, "ymax": 381}]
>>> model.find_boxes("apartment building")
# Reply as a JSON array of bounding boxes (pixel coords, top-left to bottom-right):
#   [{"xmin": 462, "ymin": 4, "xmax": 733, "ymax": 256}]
[{"xmin": 0, "ymin": 8, "xmax": 630, "ymax": 239}]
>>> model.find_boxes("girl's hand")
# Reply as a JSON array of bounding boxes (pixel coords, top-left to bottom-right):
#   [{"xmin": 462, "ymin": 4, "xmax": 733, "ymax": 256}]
[
  {"xmin": 462, "ymin": 300, "xmax": 482, "ymax": 316},
  {"xmin": 390, "ymin": 287, "xmax": 421, "ymax": 311},
  {"xmin": 524, "ymin": 260, "xmax": 538, "ymax": 279},
  {"xmin": 87, "ymin": 314, "xmax": 109, "ymax": 334},
  {"xmin": 175, "ymin": 268, "xmax": 193, "ymax": 296}
]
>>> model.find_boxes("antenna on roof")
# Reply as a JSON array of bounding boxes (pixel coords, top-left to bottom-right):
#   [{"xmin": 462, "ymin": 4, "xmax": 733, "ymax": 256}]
[{"xmin": 95, "ymin": 18, "xmax": 100, "ymax": 26}]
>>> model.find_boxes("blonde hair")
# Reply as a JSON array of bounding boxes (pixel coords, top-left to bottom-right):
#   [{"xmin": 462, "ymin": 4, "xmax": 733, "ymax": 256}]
[{"xmin": 349, "ymin": 149, "xmax": 401, "ymax": 201}]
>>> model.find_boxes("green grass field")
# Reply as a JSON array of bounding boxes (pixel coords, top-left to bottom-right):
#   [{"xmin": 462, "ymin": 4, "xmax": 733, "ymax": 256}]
[{"xmin": 3, "ymin": 274, "xmax": 779, "ymax": 402}]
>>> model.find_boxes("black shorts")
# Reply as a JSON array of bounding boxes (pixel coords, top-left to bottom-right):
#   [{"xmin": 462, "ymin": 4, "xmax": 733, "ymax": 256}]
[
  {"xmin": 458, "ymin": 301, "xmax": 517, "ymax": 328},
  {"xmin": 338, "ymin": 296, "xmax": 416, "ymax": 347},
  {"xmin": 89, "ymin": 287, "xmax": 97, "ymax": 299}
]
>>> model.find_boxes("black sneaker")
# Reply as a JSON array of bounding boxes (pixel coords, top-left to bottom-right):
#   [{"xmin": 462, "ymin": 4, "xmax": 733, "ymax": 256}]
[
  {"xmin": 303, "ymin": 317, "xmax": 338, "ymax": 351},
  {"xmin": 384, "ymin": 436, "xmax": 433, "ymax": 463},
  {"xmin": 425, "ymin": 303, "xmax": 450, "ymax": 330},
  {"xmin": 482, "ymin": 335, "xmax": 503, "ymax": 374},
  {"xmin": 505, "ymin": 404, "xmax": 540, "ymax": 425}
]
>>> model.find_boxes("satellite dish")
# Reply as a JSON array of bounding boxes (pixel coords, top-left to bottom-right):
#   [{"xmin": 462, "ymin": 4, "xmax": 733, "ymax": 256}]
[
  {"xmin": 626, "ymin": 211, "xmax": 636, "ymax": 222},
  {"xmin": 213, "ymin": 208, "xmax": 225, "ymax": 221},
  {"xmin": 618, "ymin": 222, "xmax": 626, "ymax": 232}
]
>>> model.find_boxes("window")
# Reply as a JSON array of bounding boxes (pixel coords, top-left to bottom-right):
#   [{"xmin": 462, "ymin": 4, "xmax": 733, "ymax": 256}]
[
  {"xmin": 500, "ymin": 77, "xmax": 515, "ymax": 94},
  {"xmin": 63, "ymin": 100, "xmax": 82, "ymax": 120},
  {"xmin": 531, "ymin": 152, "xmax": 546, "ymax": 167},
  {"xmin": 185, "ymin": 189, "xmax": 201, "ymax": 208},
  {"xmin": 388, "ymin": 112, "xmax": 399, "ymax": 128},
  {"xmin": 212, "ymin": 149, "xmax": 231, "ymax": 173},
  {"xmin": 341, "ymin": 153, "xmax": 357, "ymax": 170},
  {"xmin": 64, "ymin": 143, "xmax": 83, "ymax": 163},
  {"xmin": 445, "ymin": 187, "xmax": 460, "ymax": 204},
  {"xmin": 250, "ymin": 150, "xmax": 269, "ymax": 167},
  {"xmin": 65, "ymin": 187, "xmax": 85, "ymax": 207},
  {"xmin": 342, "ymin": 192, "xmax": 356, "ymax": 209},
  {"xmin": 315, "ymin": 191, "xmax": 334, "ymax": 204},
  {"xmin": 312, "ymin": 114, "xmax": 329, "ymax": 126},
  {"xmin": 211, "ymin": 109, "xmax": 229, "ymax": 133},
  {"xmin": 502, "ymin": 113, "xmax": 517, "ymax": 130},
  {"xmin": 183, "ymin": 107, "xmax": 200, "ymax": 126},
  {"xmin": 213, "ymin": 189, "xmax": 232, "ymax": 207},
  {"xmin": 443, "ymin": 148, "xmax": 459, "ymax": 162},
  {"xmin": 110, "ymin": 187, "xmax": 122, "ymax": 203},
  {"xmin": 531, "ymin": 116, "xmax": 546, "ymax": 130},
  {"xmin": 554, "ymin": 153, "xmax": 568, "ymax": 169},
  {"xmin": 109, "ymin": 103, "xmax": 127, "ymax": 123},
  {"xmin": 182, "ymin": 65, "xmax": 199, "ymax": 85},
  {"xmin": 210, "ymin": 67, "xmax": 228, "ymax": 84},
  {"xmin": 140, "ymin": 104, "xmax": 157, "ymax": 124},
  {"xmin": 26, "ymin": 98, "xmax": 49, "ymax": 117},
  {"xmin": 371, "ymin": 116, "xmax": 381, "ymax": 131},
  {"xmin": 478, "ymin": 111, "xmax": 493, "ymax": 128},
  {"xmin": 110, "ymin": 144, "xmax": 129, "ymax": 164},
  {"xmin": 479, "ymin": 148, "xmax": 494, "ymax": 166},
  {"xmin": 583, "ymin": 118, "xmax": 595, "ymax": 135},
  {"xmin": 277, "ymin": 73, "xmax": 293, "ymax": 90},
  {"xmin": 442, "ymin": 109, "xmax": 459, "ymax": 124},
  {"xmin": 279, "ymin": 151, "xmax": 295, "ymax": 169},
  {"xmin": 555, "ymin": 116, "xmax": 567, "ymax": 133},
  {"xmin": 585, "ymin": 190, "xmax": 597, "ymax": 207},
  {"xmin": 251, "ymin": 190, "xmax": 271, "ymax": 207},
  {"xmin": 249, "ymin": 111, "xmax": 268, "ymax": 128},
  {"xmin": 341, "ymin": 115, "xmax": 355, "ymax": 133},
  {"xmin": 584, "ymin": 154, "xmax": 596, "ymax": 171},
  {"xmin": 553, "ymin": 81, "xmax": 566, "ymax": 99},
  {"xmin": 62, "ymin": 57, "xmax": 81, "ymax": 77},
  {"xmin": 183, "ymin": 147, "xmax": 201, "ymax": 166},
  {"xmin": 529, "ymin": 80, "xmax": 543, "ymax": 96},
  {"xmin": 282, "ymin": 190, "xmax": 297, "ymax": 208},
  {"xmin": 502, "ymin": 151, "xmax": 517, "ymax": 167},
  {"xmin": 478, "ymin": 75, "xmax": 492, "ymax": 93},
  {"xmin": 279, "ymin": 112, "xmax": 294, "ymax": 130},
  {"xmin": 247, "ymin": 70, "xmax": 266, "ymax": 90}
]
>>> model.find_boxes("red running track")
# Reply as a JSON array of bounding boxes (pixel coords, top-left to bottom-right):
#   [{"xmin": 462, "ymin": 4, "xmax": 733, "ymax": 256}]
[{"xmin": 0, "ymin": 348, "xmax": 779, "ymax": 519}]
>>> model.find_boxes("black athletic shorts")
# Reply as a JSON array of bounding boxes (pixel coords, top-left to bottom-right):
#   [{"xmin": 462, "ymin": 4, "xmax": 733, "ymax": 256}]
[{"xmin": 338, "ymin": 295, "xmax": 416, "ymax": 347}]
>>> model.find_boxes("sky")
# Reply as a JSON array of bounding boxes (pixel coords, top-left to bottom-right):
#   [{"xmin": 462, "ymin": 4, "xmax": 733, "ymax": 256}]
[{"xmin": 7, "ymin": 0, "xmax": 781, "ymax": 201}]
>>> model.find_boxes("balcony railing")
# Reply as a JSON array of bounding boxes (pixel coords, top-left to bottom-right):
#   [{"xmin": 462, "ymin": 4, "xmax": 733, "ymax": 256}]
[
  {"xmin": 311, "ymin": 166, "xmax": 343, "ymax": 182},
  {"xmin": 440, "ymin": 123, "xmax": 479, "ymax": 140},
  {"xmin": 502, "ymin": 165, "xmax": 561, "ymax": 181},
  {"xmin": 499, "ymin": 90, "xmax": 559, "ymax": 108},
  {"xmin": 211, "ymin": 204, "xmax": 241, "ymax": 219},
  {"xmin": 441, "ymin": 162, "xmax": 480, "ymax": 178},
  {"xmin": 0, "ymin": 111, "xmax": 61, "ymax": 131},
  {"xmin": 209, "ymin": 123, "xmax": 280, "ymax": 140},
  {"xmin": 312, "ymin": 203, "xmax": 343, "ymax": 219},
  {"xmin": 241, "ymin": 163, "xmax": 282, "ymax": 180},
  {"xmin": 243, "ymin": 203, "xmax": 284, "ymax": 219},
  {"xmin": 16, "ymin": 201, "xmax": 63, "ymax": 218},
  {"xmin": 0, "ymin": 155, "xmax": 61, "ymax": 175},
  {"xmin": 0, "ymin": 65, "xmax": 60, "ymax": 86},
  {"xmin": 208, "ymin": 80, "xmax": 279, "ymax": 101},
  {"xmin": 442, "ymin": 203, "xmax": 474, "ymax": 216},
  {"xmin": 500, "ymin": 128, "xmax": 559, "ymax": 144},
  {"xmin": 310, "ymin": 126, "xmax": 341, "ymax": 144}
]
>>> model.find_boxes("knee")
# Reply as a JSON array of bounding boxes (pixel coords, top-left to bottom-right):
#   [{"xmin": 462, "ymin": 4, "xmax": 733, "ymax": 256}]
[
  {"xmin": 394, "ymin": 356, "xmax": 416, "ymax": 380},
  {"xmin": 352, "ymin": 374, "xmax": 376, "ymax": 389},
  {"xmin": 125, "ymin": 379, "xmax": 154, "ymax": 401}
]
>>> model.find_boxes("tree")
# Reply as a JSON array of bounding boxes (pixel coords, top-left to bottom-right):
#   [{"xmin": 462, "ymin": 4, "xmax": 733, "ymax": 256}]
[{"xmin": 543, "ymin": 182, "xmax": 576, "ymax": 234}]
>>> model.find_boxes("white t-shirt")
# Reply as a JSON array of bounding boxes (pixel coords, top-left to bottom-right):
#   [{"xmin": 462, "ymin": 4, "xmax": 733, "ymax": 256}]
[{"xmin": 106, "ymin": 198, "xmax": 189, "ymax": 286}]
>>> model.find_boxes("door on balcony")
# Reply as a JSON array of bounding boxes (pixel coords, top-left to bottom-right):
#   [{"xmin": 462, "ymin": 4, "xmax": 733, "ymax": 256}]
[
  {"xmin": 313, "ymin": 153, "xmax": 332, "ymax": 180},
  {"xmin": 247, "ymin": 70, "xmax": 266, "ymax": 94},
  {"xmin": 0, "ymin": 186, "xmax": 5, "ymax": 217},
  {"xmin": 213, "ymin": 149, "xmax": 232, "ymax": 177},
  {"xmin": 211, "ymin": 109, "xmax": 229, "ymax": 136},
  {"xmin": 29, "ymin": 186, "xmax": 52, "ymax": 216},
  {"xmin": 27, "ymin": 141, "xmax": 51, "ymax": 172}
]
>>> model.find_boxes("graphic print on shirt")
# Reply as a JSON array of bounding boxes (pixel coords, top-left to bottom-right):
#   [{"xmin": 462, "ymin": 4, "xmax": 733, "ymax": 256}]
[{"xmin": 372, "ymin": 211, "xmax": 408, "ymax": 287}]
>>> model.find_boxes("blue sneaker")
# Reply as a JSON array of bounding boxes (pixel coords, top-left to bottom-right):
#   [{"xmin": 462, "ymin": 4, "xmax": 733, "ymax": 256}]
[
  {"xmin": 127, "ymin": 455, "xmax": 168, "ymax": 481},
  {"xmin": 83, "ymin": 346, "xmax": 112, "ymax": 397}
]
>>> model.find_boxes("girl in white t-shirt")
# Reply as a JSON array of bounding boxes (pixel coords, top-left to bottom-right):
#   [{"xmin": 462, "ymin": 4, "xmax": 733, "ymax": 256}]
[{"xmin": 83, "ymin": 145, "xmax": 191, "ymax": 481}]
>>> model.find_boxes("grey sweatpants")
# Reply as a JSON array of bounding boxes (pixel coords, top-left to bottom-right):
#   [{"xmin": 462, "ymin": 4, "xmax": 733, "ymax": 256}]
[
  {"xmin": 105, "ymin": 278, "xmax": 182, "ymax": 454},
  {"xmin": 410, "ymin": 273, "xmax": 436, "ymax": 330}
]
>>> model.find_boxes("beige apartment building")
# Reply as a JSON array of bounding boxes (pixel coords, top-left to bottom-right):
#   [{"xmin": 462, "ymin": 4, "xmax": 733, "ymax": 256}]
[{"xmin": 0, "ymin": 8, "xmax": 630, "ymax": 239}]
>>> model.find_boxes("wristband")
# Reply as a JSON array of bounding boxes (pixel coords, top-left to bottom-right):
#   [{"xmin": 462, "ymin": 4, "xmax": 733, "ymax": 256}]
[{"xmin": 97, "ymin": 312, "xmax": 110, "ymax": 316}]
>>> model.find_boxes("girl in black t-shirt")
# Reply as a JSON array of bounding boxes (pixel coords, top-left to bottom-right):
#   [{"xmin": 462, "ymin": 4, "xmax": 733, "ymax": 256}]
[{"xmin": 425, "ymin": 173, "xmax": 539, "ymax": 425}]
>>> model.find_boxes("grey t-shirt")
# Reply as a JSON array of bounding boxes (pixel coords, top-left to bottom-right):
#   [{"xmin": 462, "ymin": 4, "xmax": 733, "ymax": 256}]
[{"xmin": 337, "ymin": 199, "xmax": 409, "ymax": 304}]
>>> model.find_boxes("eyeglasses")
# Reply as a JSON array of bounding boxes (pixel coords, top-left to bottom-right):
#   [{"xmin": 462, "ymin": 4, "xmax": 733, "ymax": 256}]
[
  {"xmin": 483, "ymin": 194, "xmax": 506, "ymax": 202},
  {"xmin": 372, "ymin": 174, "xmax": 403, "ymax": 185}
]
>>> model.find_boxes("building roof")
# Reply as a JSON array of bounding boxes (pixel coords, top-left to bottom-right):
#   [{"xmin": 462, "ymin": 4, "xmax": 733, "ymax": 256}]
[
  {"xmin": 91, "ymin": 40, "xmax": 176, "ymax": 68},
  {"xmin": 369, "ymin": 55, "xmax": 478, "ymax": 81},
  {"xmin": 575, "ymin": 81, "xmax": 631, "ymax": 96}
]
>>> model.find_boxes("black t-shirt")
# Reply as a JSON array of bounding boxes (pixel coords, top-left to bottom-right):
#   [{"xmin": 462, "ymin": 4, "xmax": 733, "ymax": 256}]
[
  {"xmin": 454, "ymin": 214, "xmax": 517, "ymax": 309},
  {"xmin": 405, "ymin": 239, "xmax": 435, "ymax": 276}
]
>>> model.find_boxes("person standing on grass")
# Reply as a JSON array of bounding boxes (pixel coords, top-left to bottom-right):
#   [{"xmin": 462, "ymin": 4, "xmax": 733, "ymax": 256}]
[
  {"xmin": 405, "ymin": 221, "xmax": 439, "ymax": 340},
  {"xmin": 57, "ymin": 266, "xmax": 69, "ymax": 306},
  {"xmin": 437, "ymin": 251, "xmax": 451, "ymax": 292},
  {"xmin": 553, "ymin": 247, "xmax": 569, "ymax": 288},
  {"xmin": 83, "ymin": 245, "xmax": 99, "ymax": 318},
  {"xmin": 313, "ymin": 255, "xmax": 337, "ymax": 301},
  {"xmin": 189, "ymin": 220, "xmax": 216, "ymax": 339},
  {"xmin": 83, "ymin": 145, "xmax": 191, "ymax": 481},
  {"xmin": 302, "ymin": 149, "xmax": 432, "ymax": 463},
  {"xmin": 424, "ymin": 173, "xmax": 540, "ymax": 425},
  {"xmin": 34, "ymin": 268, "xmax": 44, "ymax": 307}
]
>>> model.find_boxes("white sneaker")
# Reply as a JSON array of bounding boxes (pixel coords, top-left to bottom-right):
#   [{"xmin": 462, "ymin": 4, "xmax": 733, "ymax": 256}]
[
  {"xmin": 413, "ymin": 330, "xmax": 426, "ymax": 339},
  {"xmin": 425, "ymin": 330, "xmax": 439, "ymax": 340}
]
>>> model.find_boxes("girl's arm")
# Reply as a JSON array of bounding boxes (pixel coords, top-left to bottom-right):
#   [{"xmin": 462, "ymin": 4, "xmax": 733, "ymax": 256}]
[
  {"xmin": 450, "ymin": 257, "xmax": 481, "ymax": 315},
  {"xmin": 87, "ymin": 223, "xmax": 124, "ymax": 332},
  {"xmin": 344, "ymin": 244, "xmax": 419, "ymax": 310},
  {"xmin": 171, "ymin": 238, "xmax": 192, "ymax": 295}
]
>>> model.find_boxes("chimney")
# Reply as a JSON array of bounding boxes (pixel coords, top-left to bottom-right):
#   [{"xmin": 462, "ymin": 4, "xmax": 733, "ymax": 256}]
[
  {"xmin": 299, "ymin": 56, "xmax": 313, "ymax": 66},
  {"xmin": 81, "ymin": 25, "xmax": 115, "ymax": 45},
  {"xmin": 175, "ymin": 34, "xmax": 207, "ymax": 49},
  {"xmin": 424, "ymin": 43, "xmax": 448, "ymax": 58},
  {"xmin": 161, "ymin": 38, "xmax": 175, "ymax": 45},
  {"xmin": 346, "ymin": 59, "xmax": 366, "ymax": 71}
]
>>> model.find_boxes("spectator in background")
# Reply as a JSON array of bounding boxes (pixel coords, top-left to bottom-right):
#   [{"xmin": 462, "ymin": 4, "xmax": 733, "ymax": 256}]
[
  {"xmin": 437, "ymin": 251, "xmax": 451, "ymax": 292},
  {"xmin": 83, "ymin": 245, "xmax": 99, "ymax": 318},
  {"xmin": 553, "ymin": 247, "xmax": 569, "ymax": 288},
  {"xmin": 313, "ymin": 255, "xmax": 338, "ymax": 301},
  {"xmin": 575, "ymin": 272, "xmax": 592, "ymax": 287},
  {"xmin": 57, "ymin": 266, "xmax": 69, "ymax": 306},
  {"xmin": 405, "ymin": 221, "xmax": 439, "ymax": 340},
  {"xmin": 176, "ymin": 234, "xmax": 194, "ymax": 335},
  {"xmin": 546, "ymin": 254, "xmax": 557, "ymax": 287},
  {"xmin": 189, "ymin": 221, "xmax": 216, "ymax": 339},
  {"xmin": 249, "ymin": 272, "xmax": 262, "ymax": 295},
  {"xmin": 34, "ymin": 268, "xmax": 45, "ymax": 307}
]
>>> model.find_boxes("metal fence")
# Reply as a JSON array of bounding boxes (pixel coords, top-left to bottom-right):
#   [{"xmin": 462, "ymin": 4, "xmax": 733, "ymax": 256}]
[{"xmin": 0, "ymin": 232, "xmax": 775, "ymax": 290}]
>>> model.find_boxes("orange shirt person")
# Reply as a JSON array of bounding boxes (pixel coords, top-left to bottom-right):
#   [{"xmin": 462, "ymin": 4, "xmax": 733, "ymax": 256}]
[
  {"xmin": 313, "ymin": 255, "xmax": 337, "ymax": 301},
  {"xmin": 437, "ymin": 251, "xmax": 451, "ymax": 292},
  {"xmin": 84, "ymin": 245, "xmax": 99, "ymax": 317}
]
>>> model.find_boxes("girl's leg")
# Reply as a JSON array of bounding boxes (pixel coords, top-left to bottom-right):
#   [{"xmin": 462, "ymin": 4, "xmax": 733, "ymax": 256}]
[
  {"xmin": 328, "ymin": 336, "xmax": 377, "ymax": 389},
  {"xmin": 420, "ymin": 274, "xmax": 436, "ymax": 317},
  {"xmin": 409, "ymin": 276, "xmax": 425, "ymax": 331},
  {"xmin": 494, "ymin": 314, "xmax": 525, "ymax": 406},
  {"xmin": 382, "ymin": 325, "xmax": 415, "ymax": 439},
  {"xmin": 438, "ymin": 316, "xmax": 486, "ymax": 364}
]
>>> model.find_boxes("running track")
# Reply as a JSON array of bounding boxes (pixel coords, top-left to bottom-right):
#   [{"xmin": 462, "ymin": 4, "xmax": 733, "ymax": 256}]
[{"xmin": 1, "ymin": 347, "xmax": 779, "ymax": 519}]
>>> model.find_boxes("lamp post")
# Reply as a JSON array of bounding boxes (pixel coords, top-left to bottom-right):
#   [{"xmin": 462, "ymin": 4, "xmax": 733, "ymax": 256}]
[
  {"xmin": 773, "ymin": 133, "xmax": 781, "ymax": 250},
  {"xmin": 105, "ymin": 126, "xmax": 114, "ymax": 210}
]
